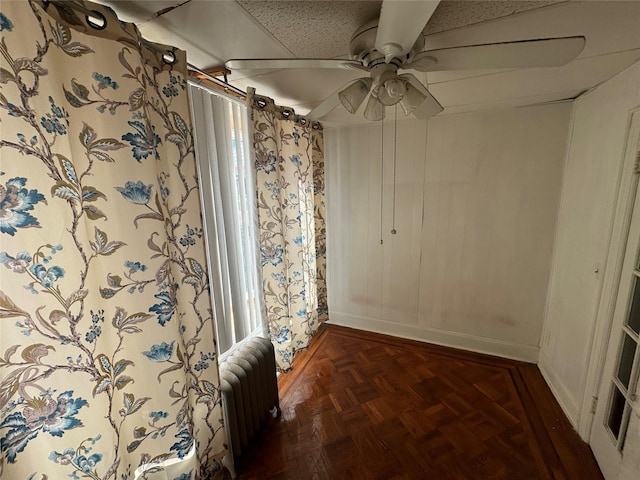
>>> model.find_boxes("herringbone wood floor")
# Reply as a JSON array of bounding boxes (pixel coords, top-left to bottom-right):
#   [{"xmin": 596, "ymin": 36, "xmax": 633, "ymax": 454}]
[{"xmin": 235, "ymin": 325, "xmax": 603, "ymax": 479}]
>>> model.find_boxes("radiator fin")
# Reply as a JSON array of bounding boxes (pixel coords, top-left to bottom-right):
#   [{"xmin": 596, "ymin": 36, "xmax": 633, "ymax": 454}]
[{"xmin": 220, "ymin": 336, "xmax": 280, "ymax": 473}]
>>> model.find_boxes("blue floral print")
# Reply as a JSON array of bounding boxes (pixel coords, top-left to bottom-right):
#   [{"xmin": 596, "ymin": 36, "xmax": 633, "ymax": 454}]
[
  {"xmin": 163, "ymin": 84, "xmax": 179, "ymax": 97},
  {"xmin": 264, "ymin": 181, "xmax": 280, "ymax": 199},
  {"xmin": 158, "ymin": 172, "xmax": 171, "ymax": 200},
  {"xmin": 271, "ymin": 325, "xmax": 290, "ymax": 344},
  {"xmin": 48, "ymin": 447, "xmax": 76, "ymax": 464},
  {"xmin": 16, "ymin": 133, "xmax": 38, "ymax": 146},
  {"xmin": 149, "ymin": 411, "xmax": 168, "ymax": 420},
  {"xmin": 170, "ymin": 429, "xmax": 194, "ymax": 459},
  {"xmin": 92, "ymin": 72, "xmax": 118, "ymax": 90},
  {"xmin": 49, "ymin": 96, "xmax": 67, "ymax": 120},
  {"xmin": 0, "ymin": 391, "xmax": 88, "ymax": 463},
  {"xmin": 115, "ymin": 180, "xmax": 153, "ymax": 204},
  {"xmin": 85, "ymin": 309, "xmax": 104, "ymax": 343},
  {"xmin": 1, "ymin": 4, "xmax": 226, "ymax": 477},
  {"xmin": 250, "ymin": 92, "xmax": 326, "ymax": 371},
  {"xmin": 122, "ymin": 120, "xmax": 161, "ymax": 161},
  {"xmin": 48, "ymin": 435, "xmax": 103, "ymax": 477},
  {"xmin": 74, "ymin": 452, "xmax": 103, "ymax": 473},
  {"xmin": 0, "ymin": 251, "xmax": 32, "ymax": 272},
  {"xmin": 40, "ymin": 96, "xmax": 69, "ymax": 135},
  {"xmin": 261, "ymin": 243, "xmax": 283, "ymax": 267},
  {"xmin": 142, "ymin": 341, "xmax": 175, "ymax": 362},
  {"xmin": 0, "ymin": 176, "xmax": 47, "ymax": 236},
  {"xmin": 124, "ymin": 260, "xmax": 147, "ymax": 272},
  {"xmin": 194, "ymin": 351, "xmax": 215, "ymax": 371},
  {"xmin": 162, "ymin": 75, "xmax": 186, "ymax": 98},
  {"xmin": 162, "ymin": 74, "xmax": 184, "ymax": 98},
  {"xmin": 149, "ymin": 290, "xmax": 177, "ymax": 326},
  {"xmin": 256, "ymin": 150, "xmax": 277, "ymax": 174},
  {"xmin": 29, "ymin": 263, "xmax": 65, "ymax": 288},
  {"xmin": 179, "ymin": 224, "xmax": 203, "ymax": 247},
  {"xmin": 0, "ymin": 12, "xmax": 13, "ymax": 31},
  {"xmin": 271, "ymin": 272, "xmax": 286, "ymax": 288},
  {"xmin": 174, "ymin": 471, "xmax": 193, "ymax": 480}
]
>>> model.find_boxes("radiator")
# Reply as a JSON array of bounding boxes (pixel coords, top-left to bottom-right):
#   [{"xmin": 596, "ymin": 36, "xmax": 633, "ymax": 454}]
[{"xmin": 219, "ymin": 336, "xmax": 280, "ymax": 477}]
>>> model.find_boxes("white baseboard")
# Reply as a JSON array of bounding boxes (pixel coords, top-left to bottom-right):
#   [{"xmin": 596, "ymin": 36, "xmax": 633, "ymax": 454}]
[
  {"xmin": 538, "ymin": 350, "xmax": 581, "ymax": 429},
  {"xmin": 327, "ymin": 311, "xmax": 540, "ymax": 364}
]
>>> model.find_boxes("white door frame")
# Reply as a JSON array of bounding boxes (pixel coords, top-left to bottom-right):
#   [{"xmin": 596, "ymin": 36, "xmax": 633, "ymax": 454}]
[{"xmin": 578, "ymin": 108, "xmax": 640, "ymax": 441}]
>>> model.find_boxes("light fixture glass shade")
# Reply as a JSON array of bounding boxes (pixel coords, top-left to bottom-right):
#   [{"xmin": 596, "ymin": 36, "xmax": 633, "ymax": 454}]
[
  {"xmin": 364, "ymin": 95, "xmax": 385, "ymax": 121},
  {"xmin": 409, "ymin": 91, "xmax": 444, "ymax": 119},
  {"xmin": 338, "ymin": 78, "xmax": 373, "ymax": 114},
  {"xmin": 399, "ymin": 82, "xmax": 427, "ymax": 115},
  {"xmin": 378, "ymin": 78, "xmax": 407, "ymax": 106}
]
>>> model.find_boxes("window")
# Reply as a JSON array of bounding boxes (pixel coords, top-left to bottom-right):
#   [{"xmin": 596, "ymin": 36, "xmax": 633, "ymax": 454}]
[{"xmin": 189, "ymin": 83, "xmax": 265, "ymax": 354}]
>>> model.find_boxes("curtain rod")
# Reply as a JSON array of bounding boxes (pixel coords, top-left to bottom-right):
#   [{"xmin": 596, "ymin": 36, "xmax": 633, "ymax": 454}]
[
  {"xmin": 187, "ymin": 78, "xmax": 247, "ymax": 108},
  {"xmin": 187, "ymin": 64, "xmax": 247, "ymax": 99}
]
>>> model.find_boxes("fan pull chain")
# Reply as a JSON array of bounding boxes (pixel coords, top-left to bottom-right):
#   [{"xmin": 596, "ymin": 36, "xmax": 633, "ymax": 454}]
[
  {"xmin": 391, "ymin": 105, "xmax": 398, "ymax": 235},
  {"xmin": 380, "ymin": 117, "xmax": 384, "ymax": 245}
]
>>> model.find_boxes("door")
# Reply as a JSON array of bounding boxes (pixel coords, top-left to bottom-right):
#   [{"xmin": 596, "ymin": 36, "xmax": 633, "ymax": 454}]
[{"xmin": 590, "ymin": 112, "xmax": 640, "ymax": 479}]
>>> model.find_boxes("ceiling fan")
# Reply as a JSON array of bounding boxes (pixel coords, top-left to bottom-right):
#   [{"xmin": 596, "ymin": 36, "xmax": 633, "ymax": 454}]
[{"xmin": 225, "ymin": 0, "xmax": 585, "ymax": 122}]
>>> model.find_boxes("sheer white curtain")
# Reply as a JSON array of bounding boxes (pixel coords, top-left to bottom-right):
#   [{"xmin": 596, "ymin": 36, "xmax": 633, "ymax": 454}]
[{"xmin": 189, "ymin": 83, "xmax": 265, "ymax": 354}]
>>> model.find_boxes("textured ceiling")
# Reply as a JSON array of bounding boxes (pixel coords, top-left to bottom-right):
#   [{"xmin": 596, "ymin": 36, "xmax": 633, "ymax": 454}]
[
  {"xmin": 237, "ymin": 1, "xmax": 382, "ymax": 58},
  {"xmin": 237, "ymin": 0, "xmax": 565, "ymax": 58},
  {"xmin": 424, "ymin": 0, "xmax": 564, "ymax": 34},
  {"xmin": 99, "ymin": 0, "xmax": 640, "ymax": 124}
]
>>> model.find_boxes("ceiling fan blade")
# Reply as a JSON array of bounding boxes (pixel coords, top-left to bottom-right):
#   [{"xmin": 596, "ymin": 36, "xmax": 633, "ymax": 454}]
[
  {"xmin": 375, "ymin": 0, "xmax": 440, "ymax": 63},
  {"xmin": 399, "ymin": 73, "xmax": 443, "ymax": 119},
  {"xmin": 225, "ymin": 58, "xmax": 365, "ymax": 71},
  {"xmin": 306, "ymin": 93, "xmax": 342, "ymax": 120},
  {"xmin": 407, "ymin": 36, "xmax": 586, "ymax": 72}
]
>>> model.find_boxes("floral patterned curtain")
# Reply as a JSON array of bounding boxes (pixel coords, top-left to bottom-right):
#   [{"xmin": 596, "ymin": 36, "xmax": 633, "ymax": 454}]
[
  {"xmin": 0, "ymin": 2, "xmax": 226, "ymax": 479},
  {"xmin": 248, "ymin": 89, "xmax": 327, "ymax": 372}
]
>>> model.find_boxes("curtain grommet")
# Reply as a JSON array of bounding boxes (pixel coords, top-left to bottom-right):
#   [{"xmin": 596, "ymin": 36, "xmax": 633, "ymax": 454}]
[
  {"xmin": 162, "ymin": 50, "xmax": 177, "ymax": 65},
  {"xmin": 85, "ymin": 10, "xmax": 107, "ymax": 30}
]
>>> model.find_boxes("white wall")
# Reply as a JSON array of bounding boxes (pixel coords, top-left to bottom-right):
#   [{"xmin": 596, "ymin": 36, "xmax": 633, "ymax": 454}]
[
  {"xmin": 325, "ymin": 103, "xmax": 571, "ymax": 362},
  {"xmin": 539, "ymin": 62, "xmax": 640, "ymax": 429}
]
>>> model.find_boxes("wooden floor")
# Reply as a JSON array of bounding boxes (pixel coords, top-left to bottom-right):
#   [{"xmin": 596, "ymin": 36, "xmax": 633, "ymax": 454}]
[{"xmin": 234, "ymin": 325, "xmax": 603, "ymax": 479}]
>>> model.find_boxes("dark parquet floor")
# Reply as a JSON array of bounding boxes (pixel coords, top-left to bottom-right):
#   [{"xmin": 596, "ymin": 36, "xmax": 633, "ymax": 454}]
[{"xmin": 234, "ymin": 325, "xmax": 603, "ymax": 479}]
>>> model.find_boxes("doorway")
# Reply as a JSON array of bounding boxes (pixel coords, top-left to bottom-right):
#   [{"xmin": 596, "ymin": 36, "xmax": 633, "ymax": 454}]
[{"xmin": 590, "ymin": 111, "xmax": 640, "ymax": 479}]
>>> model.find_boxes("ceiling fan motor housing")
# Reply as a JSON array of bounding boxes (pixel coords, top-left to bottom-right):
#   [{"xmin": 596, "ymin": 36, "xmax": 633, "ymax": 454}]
[{"xmin": 349, "ymin": 18, "xmax": 425, "ymax": 67}]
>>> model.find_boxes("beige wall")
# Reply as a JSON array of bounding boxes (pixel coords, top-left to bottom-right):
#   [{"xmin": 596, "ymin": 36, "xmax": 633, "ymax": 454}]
[
  {"xmin": 539, "ymin": 62, "xmax": 640, "ymax": 429},
  {"xmin": 325, "ymin": 102, "xmax": 571, "ymax": 362},
  {"xmin": 323, "ymin": 61, "xmax": 640, "ymax": 479}
]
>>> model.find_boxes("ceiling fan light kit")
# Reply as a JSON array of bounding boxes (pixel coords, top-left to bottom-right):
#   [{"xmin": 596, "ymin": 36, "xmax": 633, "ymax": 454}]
[
  {"xmin": 375, "ymin": 71, "xmax": 407, "ymax": 107},
  {"xmin": 338, "ymin": 78, "xmax": 373, "ymax": 114},
  {"xmin": 399, "ymin": 82, "xmax": 428, "ymax": 116},
  {"xmin": 364, "ymin": 93, "xmax": 385, "ymax": 122},
  {"xmin": 225, "ymin": 0, "xmax": 586, "ymax": 122}
]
